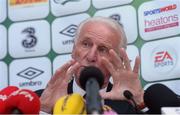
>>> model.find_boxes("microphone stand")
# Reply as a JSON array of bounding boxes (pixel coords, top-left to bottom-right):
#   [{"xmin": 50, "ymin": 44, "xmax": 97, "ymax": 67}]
[{"xmin": 86, "ymin": 78, "xmax": 102, "ymax": 114}]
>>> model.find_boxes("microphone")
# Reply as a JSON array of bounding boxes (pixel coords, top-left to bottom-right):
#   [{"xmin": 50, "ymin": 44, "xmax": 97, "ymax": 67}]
[
  {"xmin": 0, "ymin": 86, "xmax": 19, "ymax": 113},
  {"xmin": 53, "ymin": 93, "xmax": 86, "ymax": 114},
  {"xmin": 1, "ymin": 88, "xmax": 40, "ymax": 114},
  {"xmin": 79, "ymin": 66, "xmax": 104, "ymax": 114},
  {"xmin": 144, "ymin": 83, "xmax": 180, "ymax": 114},
  {"xmin": 123, "ymin": 90, "xmax": 143, "ymax": 114}
]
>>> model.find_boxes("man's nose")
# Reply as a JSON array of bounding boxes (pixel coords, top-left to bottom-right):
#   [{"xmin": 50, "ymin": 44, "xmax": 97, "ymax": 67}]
[{"xmin": 87, "ymin": 46, "xmax": 97, "ymax": 63}]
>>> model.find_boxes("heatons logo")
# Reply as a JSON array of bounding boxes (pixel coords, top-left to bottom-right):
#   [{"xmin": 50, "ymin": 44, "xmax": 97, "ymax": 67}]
[
  {"xmin": 143, "ymin": 3, "xmax": 179, "ymax": 33},
  {"xmin": 144, "ymin": 4, "xmax": 177, "ymax": 16},
  {"xmin": 9, "ymin": 0, "xmax": 47, "ymax": 6}
]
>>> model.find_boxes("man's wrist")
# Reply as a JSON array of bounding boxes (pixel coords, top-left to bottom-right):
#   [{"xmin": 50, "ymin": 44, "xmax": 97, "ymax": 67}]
[
  {"xmin": 134, "ymin": 89, "xmax": 145, "ymax": 109},
  {"xmin": 40, "ymin": 104, "xmax": 53, "ymax": 114}
]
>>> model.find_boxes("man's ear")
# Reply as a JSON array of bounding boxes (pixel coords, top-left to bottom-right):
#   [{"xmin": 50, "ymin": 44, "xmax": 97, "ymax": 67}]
[{"xmin": 71, "ymin": 45, "xmax": 75, "ymax": 59}]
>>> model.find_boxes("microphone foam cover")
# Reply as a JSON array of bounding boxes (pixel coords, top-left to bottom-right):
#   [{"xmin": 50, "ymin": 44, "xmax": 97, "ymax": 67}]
[
  {"xmin": 79, "ymin": 66, "xmax": 104, "ymax": 90},
  {"xmin": 53, "ymin": 93, "xmax": 86, "ymax": 114},
  {"xmin": 0, "ymin": 86, "xmax": 19, "ymax": 95},
  {"xmin": 144, "ymin": 83, "xmax": 180, "ymax": 113},
  {"xmin": 0, "ymin": 86, "xmax": 19, "ymax": 114},
  {"xmin": 123, "ymin": 90, "xmax": 133, "ymax": 100},
  {"xmin": 6, "ymin": 89, "xmax": 40, "ymax": 114}
]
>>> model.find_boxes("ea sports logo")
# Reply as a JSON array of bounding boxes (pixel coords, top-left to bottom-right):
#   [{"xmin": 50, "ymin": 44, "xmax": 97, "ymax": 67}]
[{"xmin": 151, "ymin": 45, "xmax": 177, "ymax": 75}]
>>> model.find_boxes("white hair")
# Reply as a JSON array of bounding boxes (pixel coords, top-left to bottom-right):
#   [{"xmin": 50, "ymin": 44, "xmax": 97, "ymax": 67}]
[{"xmin": 74, "ymin": 16, "xmax": 127, "ymax": 49}]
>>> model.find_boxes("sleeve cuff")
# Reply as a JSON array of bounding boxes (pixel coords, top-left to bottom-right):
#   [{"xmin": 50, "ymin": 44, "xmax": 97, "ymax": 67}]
[{"xmin": 39, "ymin": 111, "xmax": 51, "ymax": 115}]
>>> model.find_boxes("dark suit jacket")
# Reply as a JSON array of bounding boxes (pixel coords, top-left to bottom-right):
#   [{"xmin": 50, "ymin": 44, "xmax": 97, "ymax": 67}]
[{"xmin": 35, "ymin": 79, "xmax": 136, "ymax": 114}]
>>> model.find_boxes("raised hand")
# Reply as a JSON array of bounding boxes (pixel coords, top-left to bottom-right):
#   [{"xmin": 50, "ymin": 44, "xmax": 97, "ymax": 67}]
[
  {"xmin": 40, "ymin": 59, "xmax": 81, "ymax": 113},
  {"xmin": 100, "ymin": 48, "xmax": 144, "ymax": 105}
]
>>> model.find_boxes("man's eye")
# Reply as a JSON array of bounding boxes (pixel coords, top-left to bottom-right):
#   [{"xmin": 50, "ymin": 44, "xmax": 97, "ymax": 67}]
[
  {"xmin": 98, "ymin": 47, "xmax": 108, "ymax": 54},
  {"xmin": 82, "ymin": 41, "xmax": 91, "ymax": 48}
]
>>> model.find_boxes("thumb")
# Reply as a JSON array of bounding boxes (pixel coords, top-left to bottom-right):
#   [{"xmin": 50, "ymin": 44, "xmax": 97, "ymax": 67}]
[{"xmin": 66, "ymin": 62, "xmax": 80, "ymax": 81}]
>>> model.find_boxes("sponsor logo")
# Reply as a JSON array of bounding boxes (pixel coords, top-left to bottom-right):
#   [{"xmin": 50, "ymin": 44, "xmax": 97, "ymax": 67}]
[
  {"xmin": 60, "ymin": 24, "xmax": 77, "ymax": 45},
  {"xmin": 154, "ymin": 51, "xmax": 173, "ymax": 68},
  {"xmin": 109, "ymin": 14, "xmax": 121, "ymax": 22},
  {"xmin": 92, "ymin": 0, "xmax": 133, "ymax": 9},
  {"xmin": 19, "ymin": 81, "xmax": 42, "ymax": 87},
  {"xmin": 144, "ymin": 14, "xmax": 179, "ymax": 32},
  {"xmin": 109, "ymin": 14, "xmax": 124, "ymax": 27},
  {"xmin": 143, "ymin": 4, "xmax": 179, "ymax": 32},
  {"xmin": 17, "ymin": 67, "xmax": 43, "ymax": 87},
  {"xmin": 9, "ymin": 0, "xmax": 47, "ymax": 6},
  {"xmin": 151, "ymin": 46, "xmax": 177, "ymax": 74},
  {"xmin": 17, "ymin": 67, "xmax": 44, "ymax": 80},
  {"xmin": 53, "ymin": 0, "xmax": 80, "ymax": 5},
  {"xmin": 62, "ymin": 39, "xmax": 74, "ymax": 45},
  {"xmin": 110, "ymin": 14, "xmax": 121, "ymax": 22},
  {"xmin": 144, "ymin": 4, "xmax": 177, "ymax": 16},
  {"xmin": 60, "ymin": 24, "xmax": 77, "ymax": 37},
  {"xmin": 21, "ymin": 27, "xmax": 37, "ymax": 50}
]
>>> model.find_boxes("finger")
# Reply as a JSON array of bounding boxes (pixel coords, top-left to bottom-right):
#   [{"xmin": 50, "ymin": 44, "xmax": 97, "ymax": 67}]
[
  {"xmin": 109, "ymin": 49, "xmax": 123, "ymax": 69},
  {"xmin": 49, "ymin": 59, "xmax": 76, "ymax": 85},
  {"xmin": 120, "ymin": 48, "xmax": 131, "ymax": 70},
  {"xmin": 58, "ymin": 59, "xmax": 76, "ymax": 74},
  {"xmin": 101, "ymin": 57, "xmax": 115, "ymax": 75},
  {"xmin": 133, "ymin": 56, "xmax": 141, "ymax": 73},
  {"xmin": 66, "ymin": 62, "xmax": 81, "ymax": 82}
]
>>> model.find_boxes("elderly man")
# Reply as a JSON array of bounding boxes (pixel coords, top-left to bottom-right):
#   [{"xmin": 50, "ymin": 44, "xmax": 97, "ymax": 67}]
[{"xmin": 40, "ymin": 16, "xmax": 144, "ymax": 114}]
